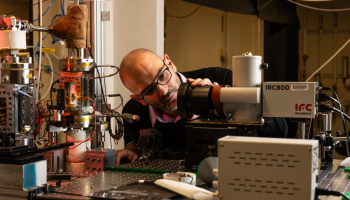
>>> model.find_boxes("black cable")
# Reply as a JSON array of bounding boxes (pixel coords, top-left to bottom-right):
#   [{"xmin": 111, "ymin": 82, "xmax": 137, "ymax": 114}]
[
  {"xmin": 329, "ymin": 107, "xmax": 350, "ymax": 123},
  {"xmin": 316, "ymin": 188, "xmax": 350, "ymax": 200},
  {"xmin": 6, "ymin": 0, "xmax": 50, "ymax": 15},
  {"xmin": 322, "ymin": 87, "xmax": 349, "ymax": 141},
  {"xmin": 50, "ymin": 79, "xmax": 59, "ymax": 106},
  {"xmin": 166, "ymin": 5, "xmax": 202, "ymax": 18},
  {"xmin": 308, "ymin": 118, "xmax": 313, "ymax": 138},
  {"xmin": 88, "ymin": 47, "xmax": 127, "ymax": 145},
  {"xmin": 342, "ymin": 193, "xmax": 350, "ymax": 200}
]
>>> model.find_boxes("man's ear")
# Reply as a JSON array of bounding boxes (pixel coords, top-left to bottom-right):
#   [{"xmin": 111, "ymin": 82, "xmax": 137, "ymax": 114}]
[
  {"xmin": 130, "ymin": 94, "xmax": 148, "ymax": 106},
  {"xmin": 164, "ymin": 54, "xmax": 177, "ymax": 72}
]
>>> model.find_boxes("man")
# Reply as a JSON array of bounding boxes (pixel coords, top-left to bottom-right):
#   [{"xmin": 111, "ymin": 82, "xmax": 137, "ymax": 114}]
[{"xmin": 116, "ymin": 48, "xmax": 287, "ymax": 166}]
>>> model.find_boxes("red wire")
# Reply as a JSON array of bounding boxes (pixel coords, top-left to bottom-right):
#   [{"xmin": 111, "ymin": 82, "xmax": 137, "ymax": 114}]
[
  {"xmin": 34, "ymin": 99, "xmax": 50, "ymax": 142},
  {"xmin": 69, "ymin": 102, "xmax": 96, "ymax": 149}
]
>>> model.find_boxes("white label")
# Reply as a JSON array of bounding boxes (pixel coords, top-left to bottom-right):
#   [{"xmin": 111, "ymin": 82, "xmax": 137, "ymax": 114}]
[{"xmin": 291, "ymin": 84, "xmax": 308, "ymax": 91}]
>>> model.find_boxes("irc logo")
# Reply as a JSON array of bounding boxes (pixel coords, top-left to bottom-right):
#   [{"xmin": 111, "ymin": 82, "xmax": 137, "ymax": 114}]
[
  {"xmin": 295, "ymin": 104, "xmax": 312, "ymax": 115},
  {"xmin": 295, "ymin": 104, "xmax": 312, "ymax": 111}
]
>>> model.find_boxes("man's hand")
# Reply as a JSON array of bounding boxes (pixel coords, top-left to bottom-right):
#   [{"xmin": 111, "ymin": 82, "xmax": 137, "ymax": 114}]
[
  {"xmin": 186, "ymin": 78, "xmax": 219, "ymax": 87},
  {"xmin": 115, "ymin": 149, "xmax": 138, "ymax": 166}
]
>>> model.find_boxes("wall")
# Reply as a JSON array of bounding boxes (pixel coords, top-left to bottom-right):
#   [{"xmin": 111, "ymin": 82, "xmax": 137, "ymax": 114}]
[
  {"xmin": 103, "ymin": 0, "xmax": 164, "ymax": 150},
  {"xmin": 297, "ymin": 0, "xmax": 350, "ymax": 133},
  {"xmin": 164, "ymin": 0, "xmax": 264, "ymax": 72}
]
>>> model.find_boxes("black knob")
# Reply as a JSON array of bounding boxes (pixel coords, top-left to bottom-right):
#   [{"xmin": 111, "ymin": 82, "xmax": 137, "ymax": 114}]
[{"xmin": 260, "ymin": 63, "xmax": 268, "ymax": 70}]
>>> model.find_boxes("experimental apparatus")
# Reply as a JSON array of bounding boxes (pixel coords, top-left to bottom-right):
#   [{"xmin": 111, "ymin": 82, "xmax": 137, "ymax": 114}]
[
  {"xmin": 0, "ymin": 1, "xmax": 350, "ymax": 200},
  {"xmin": 0, "ymin": 2, "xmax": 136, "ymax": 198}
]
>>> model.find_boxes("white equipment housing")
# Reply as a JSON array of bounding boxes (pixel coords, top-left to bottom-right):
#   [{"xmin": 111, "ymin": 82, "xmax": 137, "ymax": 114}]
[
  {"xmin": 262, "ymin": 82, "xmax": 318, "ymax": 118},
  {"xmin": 218, "ymin": 136, "xmax": 319, "ymax": 200}
]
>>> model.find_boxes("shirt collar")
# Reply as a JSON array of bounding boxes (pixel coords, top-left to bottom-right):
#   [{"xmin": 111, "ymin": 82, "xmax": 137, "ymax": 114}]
[{"xmin": 149, "ymin": 72, "xmax": 186, "ymax": 127}]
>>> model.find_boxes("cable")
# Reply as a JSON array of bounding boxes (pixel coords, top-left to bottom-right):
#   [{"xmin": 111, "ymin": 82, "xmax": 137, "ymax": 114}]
[
  {"xmin": 321, "ymin": 87, "xmax": 349, "ymax": 142},
  {"xmin": 49, "ymin": 52, "xmax": 60, "ymax": 61},
  {"xmin": 5, "ymin": 0, "xmax": 50, "ymax": 15},
  {"xmin": 88, "ymin": 45, "xmax": 125, "ymax": 144},
  {"xmin": 112, "ymin": 95, "xmax": 123, "ymax": 111},
  {"xmin": 36, "ymin": 0, "xmax": 43, "ymax": 104},
  {"xmin": 50, "ymin": 14, "xmax": 64, "ymax": 44},
  {"xmin": 343, "ymin": 194, "xmax": 350, "ymax": 200},
  {"xmin": 306, "ymin": 38, "xmax": 350, "ymax": 82},
  {"xmin": 34, "ymin": 34, "xmax": 60, "ymax": 75},
  {"xmin": 50, "ymin": 79, "xmax": 59, "ymax": 106},
  {"xmin": 330, "ymin": 107, "xmax": 350, "ymax": 122},
  {"xmin": 316, "ymin": 188, "xmax": 350, "ymax": 200},
  {"xmin": 308, "ymin": 118, "xmax": 313, "ymax": 138},
  {"xmin": 61, "ymin": 0, "xmax": 65, "ymax": 16},
  {"xmin": 30, "ymin": 0, "xmax": 56, "ymax": 24},
  {"xmin": 93, "ymin": 69, "xmax": 119, "ymax": 79},
  {"xmin": 41, "ymin": 55, "xmax": 54, "ymax": 100},
  {"xmin": 259, "ymin": 0, "xmax": 274, "ymax": 11},
  {"xmin": 166, "ymin": 5, "xmax": 202, "ymax": 18},
  {"xmin": 286, "ymin": 0, "xmax": 350, "ymax": 12}
]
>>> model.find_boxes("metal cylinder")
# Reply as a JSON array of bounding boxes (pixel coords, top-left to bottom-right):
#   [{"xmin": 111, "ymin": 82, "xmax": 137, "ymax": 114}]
[
  {"xmin": 22, "ymin": 57, "xmax": 32, "ymax": 64},
  {"xmin": 327, "ymin": 112, "xmax": 332, "ymax": 132},
  {"xmin": 5, "ymin": 56, "xmax": 19, "ymax": 64},
  {"xmin": 300, "ymin": 122, "xmax": 306, "ymax": 139},
  {"xmin": 31, "ymin": 26, "xmax": 51, "ymax": 32},
  {"xmin": 76, "ymin": 48, "xmax": 84, "ymax": 58},
  {"xmin": 54, "ymin": 110, "xmax": 62, "ymax": 122},
  {"xmin": 15, "ymin": 136, "xmax": 34, "ymax": 146},
  {"xmin": 232, "ymin": 52, "xmax": 262, "ymax": 87},
  {"xmin": 321, "ymin": 114, "xmax": 328, "ymax": 133},
  {"xmin": 342, "ymin": 56, "xmax": 348, "ymax": 80},
  {"xmin": 49, "ymin": 132, "xmax": 56, "ymax": 143}
]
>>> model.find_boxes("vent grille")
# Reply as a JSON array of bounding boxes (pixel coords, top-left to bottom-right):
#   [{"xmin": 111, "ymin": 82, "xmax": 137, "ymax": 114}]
[
  {"xmin": 227, "ymin": 178, "xmax": 301, "ymax": 196},
  {"xmin": 228, "ymin": 151, "xmax": 301, "ymax": 168}
]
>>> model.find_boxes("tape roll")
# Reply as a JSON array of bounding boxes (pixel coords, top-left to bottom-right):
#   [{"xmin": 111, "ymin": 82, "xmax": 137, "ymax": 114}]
[
  {"xmin": 66, "ymin": 129, "xmax": 87, "ymax": 176},
  {"xmin": 66, "ymin": 129, "xmax": 87, "ymax": 162},
  {"xmin": 163, "ymin": 172, "xmax": 196, "ymax": 185},
  {"xmin": 0, "ymin": 30, "xmax": 26, "ymax": 50}
]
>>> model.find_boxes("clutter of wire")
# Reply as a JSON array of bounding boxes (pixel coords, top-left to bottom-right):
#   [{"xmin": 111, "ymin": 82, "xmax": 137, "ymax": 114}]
[
  {"xmin": 34, "ymin": 33, "xmax": 61, "ymax": 75},
  {"xmin": 320, "ymin": 87, "xmax": 349, "ymax": 142},
  {"xmin": 96, "ymin": 67, "xmax": 124, "ymax": 144},
  {"xmin": 87, "ymin": 47, "xmax": 125, "ymax": 146},
  {"xmin": 34, "ymin": 99, "xmax": 51, "ymax": 141}
]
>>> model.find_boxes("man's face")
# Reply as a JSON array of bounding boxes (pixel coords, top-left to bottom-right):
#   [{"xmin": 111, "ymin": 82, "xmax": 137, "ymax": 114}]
[
  {"xmin": 144, "ymin": 64, "xmax": 182, "ymax": 112},
  {"xmin": 122, "ymin": 53, "xmax": 182, "ymax": 112}
]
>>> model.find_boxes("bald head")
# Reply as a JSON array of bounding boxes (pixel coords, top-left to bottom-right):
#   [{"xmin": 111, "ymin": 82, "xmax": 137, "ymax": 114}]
[{"xmin": 119, "ymin": 49, "xmax": 164, "ymax": 94}]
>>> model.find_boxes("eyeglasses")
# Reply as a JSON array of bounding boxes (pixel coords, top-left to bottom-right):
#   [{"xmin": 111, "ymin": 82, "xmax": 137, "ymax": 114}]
[{"xmin": 137, "ymin": 61, "xmax": 173, "ymax": 102}]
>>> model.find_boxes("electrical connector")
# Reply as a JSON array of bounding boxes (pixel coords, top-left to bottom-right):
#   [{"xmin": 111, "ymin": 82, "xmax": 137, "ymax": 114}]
[
  {"xmin": 17, "ymin": 89, "xmax": 33, "ymax": 99},
  {"xmin": 318, "ymin": 93, "xmax": 329, "ymax": 102},
  {"xmin": 318, "ymin": 104, "xmax": 331, "ymax": 112}
]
